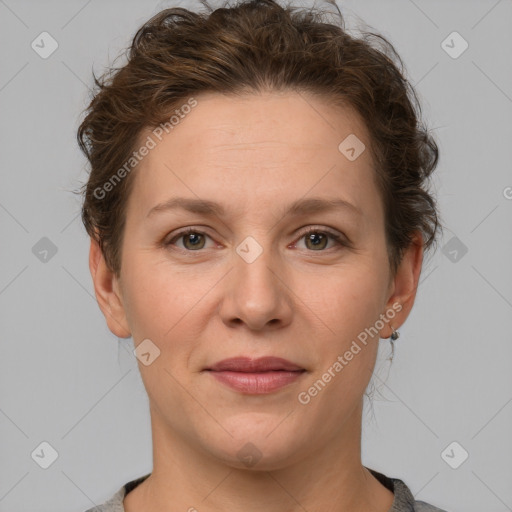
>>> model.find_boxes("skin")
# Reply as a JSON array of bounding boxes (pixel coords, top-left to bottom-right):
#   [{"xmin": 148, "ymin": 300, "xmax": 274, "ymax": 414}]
[{"xmin": 89, "ymin": 90, "xmax": 423, "ymax": 512}]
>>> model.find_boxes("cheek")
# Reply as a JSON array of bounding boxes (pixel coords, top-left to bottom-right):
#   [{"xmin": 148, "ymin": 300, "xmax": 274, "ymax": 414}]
[
  {"xmin": 295, "ymin": 258, "xmax": 388, "ymax": 388},
  {"xmin": 299, "ymin": 263, "xmax": 387, "ymax": 339},
  {"xmin": 120, "ymin": 254, "xmax": 219, "ymax": 351},
  {"xmin": 295, "ymin": 272, "xmax": 384, "ymax": 419},
  {"xmin": 119, "ymin": 256, "xmax": 176, "ymax": 342}
]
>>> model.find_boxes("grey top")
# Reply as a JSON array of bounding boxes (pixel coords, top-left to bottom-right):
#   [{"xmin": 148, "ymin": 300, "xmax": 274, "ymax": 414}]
[{"xmin": 84, "ymin": 467, "xmax": 448, "ymax": 512}]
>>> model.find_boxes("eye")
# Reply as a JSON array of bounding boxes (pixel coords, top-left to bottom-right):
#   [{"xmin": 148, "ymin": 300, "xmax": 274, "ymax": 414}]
[
  {"xmin": 165, "ymin": 228, "xmax": 214, "ymax": 251},
  {"xmin": 293, "ymin": 227, "xmax": 346, "ymax": 251},
  {"xmin": 164, "ymin": 226, "xmax": 347, "ymax": 253}
]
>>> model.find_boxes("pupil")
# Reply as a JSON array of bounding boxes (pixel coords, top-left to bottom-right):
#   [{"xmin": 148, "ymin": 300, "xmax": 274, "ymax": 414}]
[
  {"xmin": 308, "ymin": 233, "xmax": 326, "ymax": 249},
  {"xmin": 186, "ymin": 233, "xmax": 202, "ymax": 248}
]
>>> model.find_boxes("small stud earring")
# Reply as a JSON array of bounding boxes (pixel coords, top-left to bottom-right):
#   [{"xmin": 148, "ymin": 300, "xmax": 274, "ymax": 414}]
[{"xmin": 390, "ymin": 327, "xmax": 400, "ymax": 341}]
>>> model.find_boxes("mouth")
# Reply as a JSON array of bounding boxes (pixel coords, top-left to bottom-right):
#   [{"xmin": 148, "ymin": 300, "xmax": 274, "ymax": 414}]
[
  {"xmin": 205, "ymin": 356, "xmax": 305, "ymax": 373},
  {"xmin": 204, "ymin": 357, "xmax": 306, "ymax": 394}
]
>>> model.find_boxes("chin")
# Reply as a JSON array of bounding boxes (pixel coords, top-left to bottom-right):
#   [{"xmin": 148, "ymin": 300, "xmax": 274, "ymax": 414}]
[{"xmin": 200, "ymin": 418, "xmax": 309, "ymax": 471}]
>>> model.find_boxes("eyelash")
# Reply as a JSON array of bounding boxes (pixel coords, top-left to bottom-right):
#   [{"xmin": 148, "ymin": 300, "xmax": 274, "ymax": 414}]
[{"xmin": 164, "ymin": 226, "xmax": 347, "ymax": 253}]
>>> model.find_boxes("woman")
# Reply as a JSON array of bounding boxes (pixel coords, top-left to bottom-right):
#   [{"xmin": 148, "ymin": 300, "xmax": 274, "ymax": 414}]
[{"xmin": 78, "ymin": 0, "xmax": 446, "ymax": 510}]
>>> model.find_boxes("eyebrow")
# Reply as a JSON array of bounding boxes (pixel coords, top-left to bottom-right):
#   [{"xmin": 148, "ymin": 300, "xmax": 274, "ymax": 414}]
[{"xmin": 146, "ymin": 196, "xmax": 362, "ymax": 219}]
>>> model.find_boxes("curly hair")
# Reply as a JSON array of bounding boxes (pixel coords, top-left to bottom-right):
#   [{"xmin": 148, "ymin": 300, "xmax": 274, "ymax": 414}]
[{"xmin": 77, "ymin": 0, "xmax": 441, "ymax": 278}]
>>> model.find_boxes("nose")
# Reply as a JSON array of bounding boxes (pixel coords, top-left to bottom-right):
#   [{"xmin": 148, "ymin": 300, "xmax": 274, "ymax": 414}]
[{"xmin": 218, "ymin": 242, "xmax": 293, "ymax": 332}]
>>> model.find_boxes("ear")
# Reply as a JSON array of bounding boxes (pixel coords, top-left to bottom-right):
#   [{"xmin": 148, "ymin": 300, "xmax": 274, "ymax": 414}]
[
  {"xmin": 380, "ymin": 232, "xmax": 424, "ymax": 339},
  {"xmin": 89, "ymin": 236, "xmax": 131, "ymax": 339}
]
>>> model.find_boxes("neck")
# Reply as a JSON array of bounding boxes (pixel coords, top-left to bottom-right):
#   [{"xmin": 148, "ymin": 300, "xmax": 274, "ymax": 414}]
[{"xmin": 124, "ymin": 400, "xmax": 394, "ymax": 512}]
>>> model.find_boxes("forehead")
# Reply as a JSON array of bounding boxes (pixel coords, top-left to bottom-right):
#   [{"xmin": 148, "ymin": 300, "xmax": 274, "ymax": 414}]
[
  {"xmin": 127, "ymin": 91, "xmax": 380, "ymax": 221},
  {"xmin": 165, "ymin": 90, "xmax": 369, "ymax": 151}
]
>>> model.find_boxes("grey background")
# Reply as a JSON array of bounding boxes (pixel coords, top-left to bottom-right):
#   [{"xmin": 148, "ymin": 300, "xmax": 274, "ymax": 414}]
[{"xmin": 1, "ymin": 0, "xmax": 511, "ymax": 511}]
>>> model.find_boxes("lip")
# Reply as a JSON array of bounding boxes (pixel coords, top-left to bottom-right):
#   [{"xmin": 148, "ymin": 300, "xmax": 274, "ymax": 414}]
[
  {"xmin": 204, "ymin": 357, "xmax": 306, "ymax": 394},
  {"xmin": 206, "ymin": 356, "xmax": 304, "ymax": 372}
]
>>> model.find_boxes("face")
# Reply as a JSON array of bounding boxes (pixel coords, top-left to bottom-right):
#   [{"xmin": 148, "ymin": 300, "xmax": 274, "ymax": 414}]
[{"xmin": 91, "ymin": 91, "xmax": 421, "ymax": 470}]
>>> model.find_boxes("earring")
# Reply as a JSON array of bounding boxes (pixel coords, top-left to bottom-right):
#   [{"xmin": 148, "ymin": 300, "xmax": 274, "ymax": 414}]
[{"xmin": 388, "ymin": 326, "xmax": 400, "ymax": 362}]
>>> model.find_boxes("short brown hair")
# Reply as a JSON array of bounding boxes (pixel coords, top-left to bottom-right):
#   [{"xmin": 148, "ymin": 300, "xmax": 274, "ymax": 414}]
[{"xmin": 77, "ymin": 0, "xmax": 441, "ymax": 278}]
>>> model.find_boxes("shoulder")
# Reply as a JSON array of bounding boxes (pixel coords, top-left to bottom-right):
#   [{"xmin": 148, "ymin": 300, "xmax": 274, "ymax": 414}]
[
  {"xmin": 83, "ymin": 488, "xmax": 124, "ymax": 512},
  {"xmin": 414, "ymin": 501, "xmax": 449, "ymax": 512},
  {"xmin": 393, "ymin": 479, "xmax": 449, "ymax": 512},
  {"xmin": 83, "ymin": 473, "xmax": 151, "ymax": 512},
  {"xmin": 366, "ymin": 467, "xmax": 449, "ymax": 512}
]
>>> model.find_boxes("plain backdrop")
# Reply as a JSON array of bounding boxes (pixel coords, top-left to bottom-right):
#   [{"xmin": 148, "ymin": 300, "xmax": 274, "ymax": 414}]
[{"xmin": 0, "ymin": 1, "xmax": 511, "ymax": 511}]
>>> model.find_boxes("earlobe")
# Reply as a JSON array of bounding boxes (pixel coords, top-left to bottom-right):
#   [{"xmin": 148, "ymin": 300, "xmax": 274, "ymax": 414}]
[
  {"xmin": 88, "ymin": 237, "xmax": 131, "ymax": 339},
  {"xmin": 380, "ymin": 232, "xmax": 424, "ymax": 339}
]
